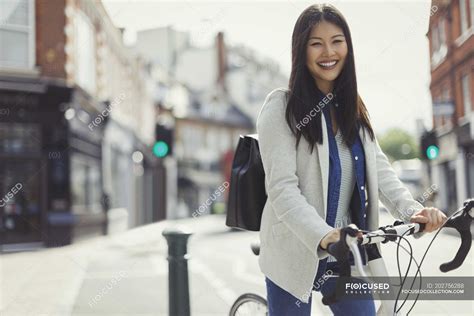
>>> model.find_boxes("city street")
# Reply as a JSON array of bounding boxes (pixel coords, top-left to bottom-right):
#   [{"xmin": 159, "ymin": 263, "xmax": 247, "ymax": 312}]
[
  {"xmin": 1, "ymin": 1, "xmax": 473, "ymax": 315},
  {"xmin": 1, "ymin": 210, "xmax": 473, "ymax": 316}
]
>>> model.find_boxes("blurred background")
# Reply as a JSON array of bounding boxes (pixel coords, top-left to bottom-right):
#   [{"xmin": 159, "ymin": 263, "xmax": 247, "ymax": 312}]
[{"xmin": 0, "ymin": 0, "xmax": 473, "ymax": 315}]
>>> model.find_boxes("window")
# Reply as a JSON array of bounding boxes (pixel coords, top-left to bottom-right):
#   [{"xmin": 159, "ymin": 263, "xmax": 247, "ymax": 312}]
[
  {"xmin": 0, "ymin": 123, "xmax": 41, "ymax": 154},
  {"xmin": 442, "ymin": 85, "xmax": 450, "ymax": 101},
  {"xmin": 433, "ymin": 86, "xmax": 453, "ymax": 128},
  {"xmin": 439, "ymin": 18, "xmax": 446, "ymax": 45},
  {"xmin": 460, "ymin": 0, "xmax": 469, "ymax": 34},
  {"xmin": 471, "ymin": 0, "xmax": 474, "ymax": 26},
  {"xmin": 431, "ymin": 19, "xmax": 447, "ymax": 67},
  {"xmin": 462, "ymin": 74, "xmax": 472, "ymax": 117},
  {"xmin": 71, "ymin": 154, "xmax": 102, "ymax": 213},
  {"xmin": 432, "ymin": 24, "xmax": 439, "ymax": 53},
  {"xmin": 0, "ymin": 159, "xmax": 42, "ymax": 243},
  {"xmin": 75, "ymin": 11, "xmax": 96, "ymax": 94},
  {"xmin": 432, "ymin": 19, "xmax": 446, "ymax": 52},
  {"xmin": 0, "ymin": 0, "xmax": 35, "ymax": 69}
]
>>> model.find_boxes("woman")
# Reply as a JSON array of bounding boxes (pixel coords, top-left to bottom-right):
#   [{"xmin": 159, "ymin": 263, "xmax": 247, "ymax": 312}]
[{"xmin": 256, "ymin": 4, "xmax": 446, "ymax": 316}]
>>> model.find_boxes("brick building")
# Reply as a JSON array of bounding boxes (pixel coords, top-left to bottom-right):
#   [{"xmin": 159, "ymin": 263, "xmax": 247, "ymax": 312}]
[
  {"xmin": 427, "ymin": 0, "xmax": 473, "ymax": 212},
  {"xmin": 0, "ymin": 0, "xmax": 157, "ymax": 249}
]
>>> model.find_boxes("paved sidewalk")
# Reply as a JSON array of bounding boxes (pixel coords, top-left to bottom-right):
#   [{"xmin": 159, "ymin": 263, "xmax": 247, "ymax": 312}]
[{"xmin": 1, "ymin": 215, "xmax": 201, "ymax": 316}]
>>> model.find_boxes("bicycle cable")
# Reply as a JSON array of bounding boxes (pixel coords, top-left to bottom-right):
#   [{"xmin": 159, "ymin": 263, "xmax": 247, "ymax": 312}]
[
  {"xmin": 352, "ymin": 230, "xmax": 419, "ymax": 315},
  {"xmin": 403, "ymin": 207, "xmax": 464, "ymax": 315},
  {"xmin": 390, "ymin": 207, "xmax": 464, "ymax": 315},
  {"xmin": 394, "ymin": 229, "xmax": 419, "ymax": 314},
  {"xmin": 380, "ymin": 232, "xmax": 417, "ymax": 315}
]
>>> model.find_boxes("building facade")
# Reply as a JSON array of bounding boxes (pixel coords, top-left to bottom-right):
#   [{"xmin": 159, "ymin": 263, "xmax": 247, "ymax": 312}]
[
  {"xmin": 427, "ymin": 0, "xmax": 473, "ymax": 213},
  {"xmin": 0, "ymin": 0, "xmax": 157, "ymax": 249}
]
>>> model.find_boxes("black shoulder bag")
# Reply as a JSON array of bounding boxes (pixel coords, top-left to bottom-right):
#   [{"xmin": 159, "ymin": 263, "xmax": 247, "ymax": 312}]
[{"xmin": 225, "ymin": 134, "xmax": 267, "ymax": 231}]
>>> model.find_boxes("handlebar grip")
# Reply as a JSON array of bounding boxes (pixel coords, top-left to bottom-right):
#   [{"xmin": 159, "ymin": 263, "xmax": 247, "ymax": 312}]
[
  {"xmin": 322, "ymin": 238, "xmax": 349, "ymax": 306},
  {"xmin": 326, "ymin": 239, "xmax": 349, "ymax": 261},
  {"xmin": 440, "ymin": 230, "xmax": 472, "ymax": 272},
  {"xmin": 326, "ymin": 225, "xmax": 359, "ymax": 264},
  {"xmin": 322, "ymin": 226, "xmax": 359, "ymax": 306},
  {"xmin": 439, "ymin": 208, "xmax": 473, "ymax": 272}
]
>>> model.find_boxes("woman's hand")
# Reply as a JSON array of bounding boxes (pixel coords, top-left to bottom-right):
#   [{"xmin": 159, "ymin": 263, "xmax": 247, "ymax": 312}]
[
  {"xmin": 410, "ymin": 207, "xmax": 447, "ymax": 233},
  {"xmin": 319, "ymin": 228, "xmax": 341, "ymax": 250}
]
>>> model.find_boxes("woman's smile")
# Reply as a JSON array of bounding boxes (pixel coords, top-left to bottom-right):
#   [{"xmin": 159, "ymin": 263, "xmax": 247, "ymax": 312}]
[{"xmin": 317, "ymin": 60, "xmax": 339, "ymax": 70}]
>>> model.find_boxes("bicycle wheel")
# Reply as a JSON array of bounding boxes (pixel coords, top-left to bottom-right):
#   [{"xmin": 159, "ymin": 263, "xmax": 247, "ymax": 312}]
[{"xmin": 229, "ymin": 293, "xmax": 268, "ymax": 316}]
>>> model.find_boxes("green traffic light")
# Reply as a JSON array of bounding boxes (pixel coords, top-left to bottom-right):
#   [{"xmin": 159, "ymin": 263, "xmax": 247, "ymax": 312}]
[
  {"xmin": 426, "ymin": 145, "xmax": 439, "ymax": 160},
  {"xmin": 153, "ymin": 141, "xmax": 169, "ymax": 158}
]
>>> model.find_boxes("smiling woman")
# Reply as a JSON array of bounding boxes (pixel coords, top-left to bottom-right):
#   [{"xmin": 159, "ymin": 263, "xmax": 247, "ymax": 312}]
[{"xmin": 256, "ymin": 3, "xmax": 445, "ymax": 316}]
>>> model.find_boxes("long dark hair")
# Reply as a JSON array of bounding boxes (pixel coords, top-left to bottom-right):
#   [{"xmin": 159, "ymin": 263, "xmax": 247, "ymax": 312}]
[{"xmin": 286, "ymin": 3, "xmax": 375, "ymax": 153}]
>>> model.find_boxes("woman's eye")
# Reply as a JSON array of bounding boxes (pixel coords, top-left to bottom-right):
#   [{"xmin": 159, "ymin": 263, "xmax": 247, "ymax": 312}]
[
  {"xmin": 334, "ymin": 40, "xmax": 343, "ymax": 44},
  {"xmin": 311, "ymin": 42, "xmax": 321, "ymax": 46}
]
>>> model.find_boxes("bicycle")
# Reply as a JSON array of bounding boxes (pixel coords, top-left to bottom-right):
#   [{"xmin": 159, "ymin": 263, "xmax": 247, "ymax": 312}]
[{"xmin": 229, "ymin": 199, "xmax": 473, "ymax": 315}]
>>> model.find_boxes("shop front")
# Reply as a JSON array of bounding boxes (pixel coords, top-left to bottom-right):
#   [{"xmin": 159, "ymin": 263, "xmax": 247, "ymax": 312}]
[
  {"xmin": 0, "ymin": 75, "xmax": 107, "ymax": 249},
  {"xmin": 0, "ymin": 77, "xmax": 49, "ymax": 249}
]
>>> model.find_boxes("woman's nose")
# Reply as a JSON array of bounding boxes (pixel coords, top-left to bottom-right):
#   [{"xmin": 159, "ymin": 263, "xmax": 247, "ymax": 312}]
[{"xmin": 322, "ymin": 44, "xmax": 335, "ymax": 57}]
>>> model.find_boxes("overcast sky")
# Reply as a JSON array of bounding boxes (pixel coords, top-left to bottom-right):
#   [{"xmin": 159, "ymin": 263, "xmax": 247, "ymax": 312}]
[{"xmin": 102, "ymin": 0, "xmax": 434, "ymax": 135}]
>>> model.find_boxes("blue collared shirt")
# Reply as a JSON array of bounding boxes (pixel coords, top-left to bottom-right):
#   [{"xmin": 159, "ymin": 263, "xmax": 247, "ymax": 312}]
[{"xmin": 314, "ymin": 95, "xmax": 368, "ymax": 284}]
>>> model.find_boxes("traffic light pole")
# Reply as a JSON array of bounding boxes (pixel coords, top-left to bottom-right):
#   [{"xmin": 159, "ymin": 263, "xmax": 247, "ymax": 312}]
[
  {"xmin": 153, "ymin": 158, "xmax": 167, "ymax": 221},
  {"xmin": 427, "ymin": 159, "xmax": 432, "ymax": 184}
]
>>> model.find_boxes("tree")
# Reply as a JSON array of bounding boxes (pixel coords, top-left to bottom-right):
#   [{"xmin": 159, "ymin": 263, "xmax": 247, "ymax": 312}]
[{"xmin": 378, "ymin": 128, "xmax": 420, "ymax": 161}]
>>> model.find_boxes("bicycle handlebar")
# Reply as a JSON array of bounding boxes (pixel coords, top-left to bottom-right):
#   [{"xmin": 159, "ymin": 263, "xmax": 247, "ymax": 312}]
[
  {"xmin": 439, "ymin": 199, "xmax": 474, "ymax": 272},
  {"xmin": 321, "ymin": 199, "xmax": 474, "ymax": 307}
]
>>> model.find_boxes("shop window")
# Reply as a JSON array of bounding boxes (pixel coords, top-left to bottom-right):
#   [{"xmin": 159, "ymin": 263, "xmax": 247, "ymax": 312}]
[
  {"xmin": 71, "ymin": 154, "xmax": 101, "ymax": 213},
  {"xmin": 0, "ymin": 159, "xmax": 41, "ymax": 243},
  {"xmin": 0, "ymin": 123, "xmax": 41, "ymax": 154}
]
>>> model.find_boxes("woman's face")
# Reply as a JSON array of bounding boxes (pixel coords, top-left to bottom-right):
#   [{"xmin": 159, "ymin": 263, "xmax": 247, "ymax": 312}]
[{"xmin": 306, "ymin": 20, "xmax": 348, "ymax": 91}]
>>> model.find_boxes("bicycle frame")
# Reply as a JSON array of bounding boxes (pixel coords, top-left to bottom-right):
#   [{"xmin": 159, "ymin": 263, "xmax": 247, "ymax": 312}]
[{"xmin": 323, "ymin": 199, "xmax": 474, "ymax": 315}]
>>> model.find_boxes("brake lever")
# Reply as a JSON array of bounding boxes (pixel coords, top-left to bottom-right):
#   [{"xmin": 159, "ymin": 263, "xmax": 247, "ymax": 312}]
[
  {"xmin": 439, "ymin": 199, "xmax": 474, "ymax": 272},
  {"xmin": 349, "ymin": 240, "xmax": 368, "ymax": 278}
]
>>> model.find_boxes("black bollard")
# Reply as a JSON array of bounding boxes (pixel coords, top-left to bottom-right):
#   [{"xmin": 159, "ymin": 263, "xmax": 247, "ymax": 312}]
[{"xmin": 162, "ymin": 227, "xmax": 193, "ymax": 316}]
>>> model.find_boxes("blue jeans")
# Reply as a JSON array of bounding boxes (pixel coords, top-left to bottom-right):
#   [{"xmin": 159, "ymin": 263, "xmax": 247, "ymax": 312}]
[{"xmin": 265, "ymin": 276, "xmax": 376, "ymax": 316}]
